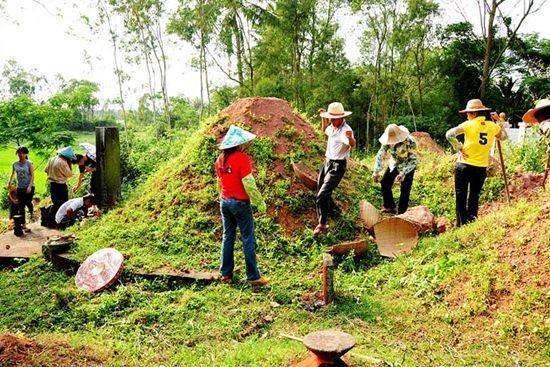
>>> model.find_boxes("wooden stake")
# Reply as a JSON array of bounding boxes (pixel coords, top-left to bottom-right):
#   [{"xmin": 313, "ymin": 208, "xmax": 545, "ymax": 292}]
[
  {"xmin": 496, "ymin": 140, "xmax": 511, "ymax": 203},
  {"xmin": 542, "ymin": 151, "xmax": 550, "ymax": 190},
  {"xmin": 321, "ymin": 254, "xmax": 335, "ymax": 305}
]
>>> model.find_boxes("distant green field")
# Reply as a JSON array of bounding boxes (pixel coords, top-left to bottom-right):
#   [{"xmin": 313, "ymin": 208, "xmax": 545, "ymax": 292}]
[{"xmin": 0, "ymin": 132, "xmax": 95, "ymax": 196}]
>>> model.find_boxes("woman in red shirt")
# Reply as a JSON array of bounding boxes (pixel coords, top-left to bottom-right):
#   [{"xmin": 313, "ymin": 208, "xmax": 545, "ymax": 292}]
[{"xmin": 215, "ymin": 126, "xmax": 268, "ymax": 286}]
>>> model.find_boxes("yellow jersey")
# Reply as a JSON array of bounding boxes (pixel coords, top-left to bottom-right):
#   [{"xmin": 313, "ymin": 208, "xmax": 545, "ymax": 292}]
[{"xmin": 459, "ymin": 116, "xmax": 501, "ymax": 167}]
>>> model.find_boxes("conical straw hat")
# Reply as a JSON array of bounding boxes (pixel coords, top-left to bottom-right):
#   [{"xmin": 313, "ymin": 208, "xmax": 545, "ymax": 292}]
[
  {"xmin": 522, "ymin": 98, "xmax": 550, "ymax": 124},
  {"xmin": 379, "ymin": 124, "xmax": 410, "ymax": 145},
  {"xmin": 219, "ymin": 125, "xmax": 257, "ymax": 149},
  {"xmin": 359, "ymin": 200, "xmax": 381, "ymax": 230},
  {"xmin": 373, "ymin": 217, "xmax": 418, "ymax": 258}
]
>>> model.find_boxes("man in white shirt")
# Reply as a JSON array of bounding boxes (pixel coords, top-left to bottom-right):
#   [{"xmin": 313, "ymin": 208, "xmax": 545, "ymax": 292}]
[
  {"xmin": 314, "ymin": 102, "xmax": 356, "ymax": 236},
  {"xmin": 55, "ymin": 194, "xmax": 96, "ymax": 228}
]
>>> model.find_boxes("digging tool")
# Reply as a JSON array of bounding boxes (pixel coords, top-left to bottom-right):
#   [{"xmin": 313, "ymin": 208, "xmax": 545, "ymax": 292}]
[
  {"xmin": 542, "ymin": 151, "xmax": 550, "ymax": 190},
  {"xmin": 496, "ymin": 140, "xmax": 511, "ymax": 203}
]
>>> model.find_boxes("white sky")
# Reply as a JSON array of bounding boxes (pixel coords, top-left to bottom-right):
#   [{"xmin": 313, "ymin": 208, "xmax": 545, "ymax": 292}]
[{"xmin": 0, "ymin": 0, "xmax": 548, "ymax": 107}]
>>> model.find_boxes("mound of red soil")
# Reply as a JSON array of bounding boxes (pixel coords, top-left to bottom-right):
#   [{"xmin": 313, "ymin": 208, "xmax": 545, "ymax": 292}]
[
  {"xmin": 411, "ymin": 132, "xmax": 445, "ymax": 154},
  {"xmin": 213, "ymin": 97, "xmax": 318, "ymax": 155},
  {"xmin": 0, "ymin": 334, "xmax": 103, "ymax": 367},
  {"xmin": 509, "ymin": 172, "xmax": 544, "ymax": 198}
]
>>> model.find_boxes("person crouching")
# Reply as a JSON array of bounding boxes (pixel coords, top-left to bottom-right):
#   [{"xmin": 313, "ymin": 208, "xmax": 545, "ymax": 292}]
[
  {"xmin": 314, "ymin": 102, "xmax": 356, "ymax": 236},
  {"xmin": 55, "ymin": 194, "xmax": 96, "ymax": 229},
  {"xmin": 215, "ymin": 125, "xmax": 268, "ymax": 287},
  {"xmin": 372, "ymin": 124, "xmax": 418, "ymax": 215}
]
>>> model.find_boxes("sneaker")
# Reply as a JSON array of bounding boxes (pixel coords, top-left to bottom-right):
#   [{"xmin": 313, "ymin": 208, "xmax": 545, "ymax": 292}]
[
  {"xmin": 22, "ymin": 225, "xmax": 31, "ymax": 233},
  {"xmin": 313, "ymin": 224, "xmax": 328, "ymax": 236},
  {"xmin": 249, "ymin": 276, "xmax": 269, "ymax": 287}
]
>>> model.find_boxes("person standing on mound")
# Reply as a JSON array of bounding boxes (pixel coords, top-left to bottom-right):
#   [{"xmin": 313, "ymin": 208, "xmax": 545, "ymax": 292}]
[
  {"xmin": 446, "ymin": 99, "xmax": 507, "ymax": 227},
  {"xmin": 314, "ymin": 102, "xmax": 356, "ymax": 236},
  {"xmin": 215, "ymin": 125, "xmax": 269, "ymax": 287},
  {"xmin": 372, "ymin": 124, "xmax": 418, "ymax": 215},
  {"xmin": 522, "ymin": 99, "xmax": 550, "ymax": 185}
]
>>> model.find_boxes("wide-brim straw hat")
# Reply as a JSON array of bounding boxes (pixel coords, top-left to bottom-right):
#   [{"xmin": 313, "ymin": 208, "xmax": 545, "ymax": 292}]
[
  {"xmin": 359, "ymin": 200, "xmax": 381, "ymax": 230},
  {"xmin": 522, "ymin": 98, "xmax": 550, "ymax": 124},
  {"xmin": 58, "ymin": 146, "xmax": 77, "ymax": 161},
  {"xmin": 459, "ymin": 99, "xmax": 491, "ymax": 114},
  {"xmin": 373, "ymin": 217, "xmax": 419, "ymax": 258},
  {"xmin": 320, "ymin": 102, "xmax": 352, "ymax": 119},
  {"xmin": 379, "ymin": 124, "xmax": 410, "ymax": 145},
  {"xmin": 219, "ymin": 125, "xmax": 257, "ymax": 150}
]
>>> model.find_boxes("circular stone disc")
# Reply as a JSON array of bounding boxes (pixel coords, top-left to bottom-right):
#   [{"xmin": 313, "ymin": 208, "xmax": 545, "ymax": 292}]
[
  {"xmin": 303, "ymin": 330, "xmax": 355, "ymax": 357},
  {"xmin": 75, "ymin": 248, "xmax": 124, "ymax": 292}
]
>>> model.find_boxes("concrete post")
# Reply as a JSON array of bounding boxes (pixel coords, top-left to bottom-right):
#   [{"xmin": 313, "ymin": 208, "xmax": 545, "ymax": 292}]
[{"xmin": 95, "ymin": 127, "xmax": 121, "ymax": 209}]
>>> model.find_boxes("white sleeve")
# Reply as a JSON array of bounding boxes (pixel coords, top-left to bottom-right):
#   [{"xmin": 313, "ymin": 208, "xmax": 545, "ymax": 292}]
[
  {"xmin": 69, "ymin": 199, "xmax": 83, "ymax": 212},
  {"xmin": 324, "ymin": 125, "xmax": 331, "ymax": 136}
]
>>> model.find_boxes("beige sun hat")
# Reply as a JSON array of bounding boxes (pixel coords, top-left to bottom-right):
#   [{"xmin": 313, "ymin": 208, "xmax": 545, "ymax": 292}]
[
  {"xmin": 459, "ymin": 99, "xmax": 491, "ymax": 114},
  {"xmin": 320, "ymin": 102, "xmax": 352, "ymax": 119},
  {"xmin": 522, "ymin": 98, "xmax": 550, "ymax": 124},
  {"xmin": 379, "ymin": 124, "xmax": 410, "ymax": 145}
]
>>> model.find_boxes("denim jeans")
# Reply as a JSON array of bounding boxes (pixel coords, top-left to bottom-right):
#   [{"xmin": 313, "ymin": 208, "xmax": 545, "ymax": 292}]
[
  {"xmin": 220, "ymin": 198, "xmax": 261, "ymax": 281},
  {"xmin": 454, "ymin": 163, "xmax": 487, "ymax": 227}
]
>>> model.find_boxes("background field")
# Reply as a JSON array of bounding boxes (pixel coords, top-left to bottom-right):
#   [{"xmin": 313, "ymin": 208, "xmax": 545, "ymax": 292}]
[{"xmin": 0, "ymin": 132, "xmax": 95, "ymax": 195}]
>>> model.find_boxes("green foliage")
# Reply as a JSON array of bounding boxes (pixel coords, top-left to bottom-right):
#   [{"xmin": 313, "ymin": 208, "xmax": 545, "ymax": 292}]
[{"xmin": 505, "ymin": 140, "xmax": 547, "ymax": 173}]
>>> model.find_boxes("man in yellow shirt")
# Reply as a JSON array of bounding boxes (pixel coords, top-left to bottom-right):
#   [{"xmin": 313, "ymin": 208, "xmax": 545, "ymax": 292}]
[{"xmin": 446, "ymin": 99, "xmax": 507, "ymax": 226}]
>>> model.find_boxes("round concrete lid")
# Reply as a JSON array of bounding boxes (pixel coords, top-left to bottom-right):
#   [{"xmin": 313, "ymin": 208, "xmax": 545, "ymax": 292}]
[
  {"xmin": 75, "ymin": 248, "xmax": 124, "ymax": 292},
  {"xmin": 303, "ymin": 330, "xmax": 355, "ymax": 356}
]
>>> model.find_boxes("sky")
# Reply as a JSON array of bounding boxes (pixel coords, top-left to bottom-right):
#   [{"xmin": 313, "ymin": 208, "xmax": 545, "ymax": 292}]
[{"xmin": 0, "ymin": 0, "xmax": 548, "ymax": 107}]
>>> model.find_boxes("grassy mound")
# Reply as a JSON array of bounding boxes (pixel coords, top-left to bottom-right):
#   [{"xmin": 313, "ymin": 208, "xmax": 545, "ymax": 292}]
[{"xmin": 1, "ymin": 192, "xmax": 547, "ymax": 366}]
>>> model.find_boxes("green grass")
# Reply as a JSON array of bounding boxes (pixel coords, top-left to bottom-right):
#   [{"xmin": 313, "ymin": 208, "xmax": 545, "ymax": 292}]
[
  {"xmin": 0, "ymin": 132, "xmax": 95, "ymax": 196},
  {"xmin": 0, "ymin": 117, "xmax": 547, "ymax": 366}
]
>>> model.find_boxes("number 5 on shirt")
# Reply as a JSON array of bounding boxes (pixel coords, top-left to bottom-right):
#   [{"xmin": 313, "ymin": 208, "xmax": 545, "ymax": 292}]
[{"xmin": 479, "ymin": 132, "xmax": 488, "ymax": 145}]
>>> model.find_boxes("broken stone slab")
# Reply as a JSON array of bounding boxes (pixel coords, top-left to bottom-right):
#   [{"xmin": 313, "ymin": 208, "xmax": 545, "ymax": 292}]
[
  {"xmin": 373, "ymin": 217, "xmax": 419, "ymax": 258},
  {"xmin": 395, "ymin": 206, "xmax": 435, "ymax": 233},
  {"xmin": 292, "ymin": 162, "xmax": 318, "ymax": 191},
  {"xmin": 327, "ymin": 239, "xmax": 368, "ymax": 257},
  {"xmin": 321, "ymin": 254, "xmax": 335, "ymax": 305},
  {"xmin": 303, "ymin": 330, "xmax": 355, "ymax": 361}
]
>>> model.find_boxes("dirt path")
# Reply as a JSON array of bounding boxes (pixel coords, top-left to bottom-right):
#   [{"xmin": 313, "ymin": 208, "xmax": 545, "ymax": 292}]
[{"xmin": 0, "ymin": 223, "xmax": 61, "ymax": 260}]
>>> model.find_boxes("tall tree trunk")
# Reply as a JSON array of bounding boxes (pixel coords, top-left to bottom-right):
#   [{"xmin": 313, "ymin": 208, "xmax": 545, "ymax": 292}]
[{"xmin": 481, "ymin": 0, "xmax": 498, "ymax": 99}]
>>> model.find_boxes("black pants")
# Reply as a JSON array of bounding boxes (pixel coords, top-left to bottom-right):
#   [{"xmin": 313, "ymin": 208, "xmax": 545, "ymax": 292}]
[
  {"xmin": 455, "ymin": 163, "xmax": 487, "ymax": 227},
  {"xmin": 49, "ymin": 182, "xmax": 69, "ymax": 227},
  {"xmin": 381, "ymin": 168, "xmax": 415, "ymax": 214},
  {"xmin": 316, "ymin": 159, "xmax": 346, "ymax": 225},
  {"xmin": 14, "ymin": 187, "xmax": 35, "ymax": 224}
]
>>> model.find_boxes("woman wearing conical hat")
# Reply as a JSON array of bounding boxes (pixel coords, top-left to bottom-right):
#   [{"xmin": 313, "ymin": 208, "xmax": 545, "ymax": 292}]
[
  {"xmin": 446, "ymin": 99, "xmax": 507, "ymax": 227},
  {"xmin": 215, "ymin": 125, "xmax": 268, "ymax": 287},
  {"xmin": 372, "ymin": 124, "xmax": 418, "ymax": 215},
  {"xmin": 44, "ymin": 146, "xmax": 77, "ymax": 228}
]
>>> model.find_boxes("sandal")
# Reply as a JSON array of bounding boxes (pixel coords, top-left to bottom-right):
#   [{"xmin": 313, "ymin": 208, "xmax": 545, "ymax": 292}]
[{"xmin": 313, "ymin": 224, "xmax": 328, "ymax": 236}]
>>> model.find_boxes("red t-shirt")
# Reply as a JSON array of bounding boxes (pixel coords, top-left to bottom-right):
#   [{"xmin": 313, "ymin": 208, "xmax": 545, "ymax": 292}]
[{"xmin": 215, "ymin": 151, "xmax": 253, "ymax": 201}]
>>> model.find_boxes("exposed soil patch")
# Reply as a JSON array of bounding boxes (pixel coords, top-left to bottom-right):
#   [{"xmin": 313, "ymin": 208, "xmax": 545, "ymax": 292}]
[
  {"xmin": 214, "ymin": 97, "xmax": 318, "ymax": 155},
  {"xmin": 411, "ymin": 132, "xmax": 444, "ymax": 154},
  {"xmin": 0, "ymin": 334, "xmax": 103, "ymax": 367}
]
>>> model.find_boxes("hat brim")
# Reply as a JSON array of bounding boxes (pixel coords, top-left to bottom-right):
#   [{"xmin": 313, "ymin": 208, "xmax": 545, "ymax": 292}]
[
  {"xmin": 320, "ymin": 111, "xmax": 352, "ymax": 119},
  {"xmin": 522, "ymin": 104, "xmax": 550, "ymax": 124},
  {"xmin": 379, "ymin": 126, "xmax": 410, "ymax": 145},
  {"xmin": 459, "ymin": 107, "xmax": 491, "ymax": 114},
  {"xmin": 218, "ymin": 136, "xmax": 256, "ymax": 150}
]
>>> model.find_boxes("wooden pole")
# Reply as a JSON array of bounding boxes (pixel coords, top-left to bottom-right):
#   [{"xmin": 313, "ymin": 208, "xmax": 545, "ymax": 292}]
[
  {"xmin": 542, "ymin": 152, "xmax": 550, "ymax": 190},
  {"xmin": 496, "ymin": 140, "xmax": 511, "ymax": 203}
]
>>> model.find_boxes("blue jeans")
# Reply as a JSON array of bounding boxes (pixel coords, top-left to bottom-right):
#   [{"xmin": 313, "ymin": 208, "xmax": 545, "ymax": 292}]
[{"xmin": 220, "ymin": 198, "xmax": 261, "ymax": 281}]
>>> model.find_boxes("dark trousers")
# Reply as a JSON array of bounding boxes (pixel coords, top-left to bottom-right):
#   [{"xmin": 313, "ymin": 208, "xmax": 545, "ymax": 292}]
[
  {"xmin": 454, "ymin": 163, "xmax": 487, "ymax": 227},
  {"xmin": 49, "ymin": 182, "xmax": 69, "ymax": 227},
  {"xmin": 14, "ymin": 187, "xmax": 35, "ymax": 224},
  {"xmin": 381, "ymin": 168, "xmax": 415, "ymax": 214},
  {"xmin": 316, "ymin": 159, "xmax": 347, "ymax": 225}
]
